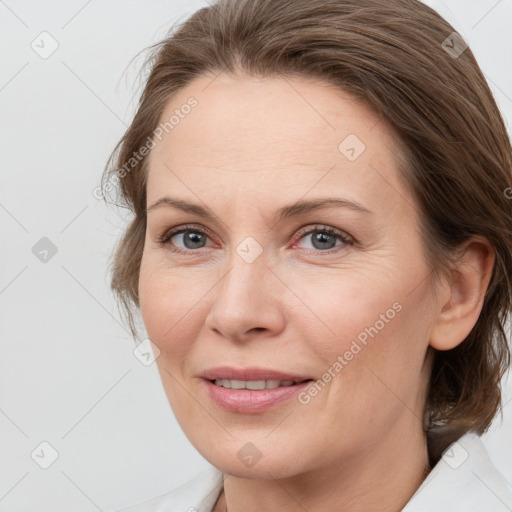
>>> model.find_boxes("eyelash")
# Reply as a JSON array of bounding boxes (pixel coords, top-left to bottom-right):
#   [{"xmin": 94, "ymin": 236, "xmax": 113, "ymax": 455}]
[{"xmin": 155, "ymin": 223, "xmax": 355, "ymax": 256}]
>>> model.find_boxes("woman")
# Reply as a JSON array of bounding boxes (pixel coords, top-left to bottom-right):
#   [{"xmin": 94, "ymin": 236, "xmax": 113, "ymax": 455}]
[{"xmin": 103, "ymin": 0, "xmax": 512, "ymax": 510}]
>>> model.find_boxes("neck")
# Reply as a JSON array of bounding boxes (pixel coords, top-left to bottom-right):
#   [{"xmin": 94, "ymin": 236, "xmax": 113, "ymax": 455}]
[{"xmin": 213, "ymin": 420, "xmax": 431, "ymax": 512}]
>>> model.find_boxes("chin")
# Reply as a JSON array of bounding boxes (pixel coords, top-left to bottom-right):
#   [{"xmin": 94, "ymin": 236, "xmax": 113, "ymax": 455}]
[{"xmin": 197, "ymin": 441, "xmax": 306, "ymax": 480}]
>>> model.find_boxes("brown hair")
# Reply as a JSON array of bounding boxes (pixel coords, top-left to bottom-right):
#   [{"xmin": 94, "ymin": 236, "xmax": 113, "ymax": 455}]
[{"xmin": 101, "ymin": 0, "xmax": 512, "ymax": 464}]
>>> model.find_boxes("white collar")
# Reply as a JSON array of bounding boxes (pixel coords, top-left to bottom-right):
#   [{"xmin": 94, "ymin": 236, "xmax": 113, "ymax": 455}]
[{"xmin": 402, "ymin": 431, "xmax": 512, "ymax": 511}]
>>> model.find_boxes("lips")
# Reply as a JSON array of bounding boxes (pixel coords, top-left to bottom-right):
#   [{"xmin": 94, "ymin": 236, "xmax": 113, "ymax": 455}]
[
  {"xmin": 199, "ymin": 366, "xmax": 313, "ymax": 382},
  {"xmin": 198, "ymin": 366, "xmax": 315, "ymax": 413}
]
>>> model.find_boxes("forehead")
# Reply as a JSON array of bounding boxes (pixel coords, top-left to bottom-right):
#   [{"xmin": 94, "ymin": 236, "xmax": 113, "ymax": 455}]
[{"xmin": 146, "ymin": 73, "xmax": 412, "ymax": 218}]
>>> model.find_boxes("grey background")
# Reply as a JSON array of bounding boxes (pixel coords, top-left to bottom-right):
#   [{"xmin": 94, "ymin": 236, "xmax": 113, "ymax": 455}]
[{"xmin": 1, "ymin": 0, "xmax": 511, "ymax": 510}]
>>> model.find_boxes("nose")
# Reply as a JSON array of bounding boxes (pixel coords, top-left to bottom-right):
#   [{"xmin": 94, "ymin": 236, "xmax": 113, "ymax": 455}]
[{"xmin": 204, "ymin": 253, "xmax": 286, "ymax": 343}]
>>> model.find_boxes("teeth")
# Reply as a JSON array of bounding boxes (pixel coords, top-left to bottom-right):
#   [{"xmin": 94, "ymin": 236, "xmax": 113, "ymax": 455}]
[{"xmin": 213, "ymin": 379, "xmax": 299, "ymax": 389}]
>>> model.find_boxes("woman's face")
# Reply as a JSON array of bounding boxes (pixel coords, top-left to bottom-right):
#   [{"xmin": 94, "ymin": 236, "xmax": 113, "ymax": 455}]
[{"xmin": 139, "ymin": 73, "xmax": 440, "ymax": 478}]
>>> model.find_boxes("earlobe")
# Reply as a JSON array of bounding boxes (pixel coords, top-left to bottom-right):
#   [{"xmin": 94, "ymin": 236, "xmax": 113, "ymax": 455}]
[{"xmin": 429, "ymin": 237, "xmax": 495, "ymax": 351}]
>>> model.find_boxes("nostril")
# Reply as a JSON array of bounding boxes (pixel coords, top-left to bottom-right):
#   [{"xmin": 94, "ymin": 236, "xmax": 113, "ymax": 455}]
[{"xmin": 251, "ymin": 327, "xmax": 265, "ymax": 332}]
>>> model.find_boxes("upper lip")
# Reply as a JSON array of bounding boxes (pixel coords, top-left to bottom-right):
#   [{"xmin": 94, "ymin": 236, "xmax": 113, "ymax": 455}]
[{"xmin": 200, "ymin": 366, "xmax": 313, "ymax": 382}]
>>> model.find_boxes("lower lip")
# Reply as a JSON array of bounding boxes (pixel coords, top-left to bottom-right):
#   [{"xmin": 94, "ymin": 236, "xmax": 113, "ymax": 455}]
[{"xmin": 201, "ymin": 379, "xmax": 312, "ymax": 413}]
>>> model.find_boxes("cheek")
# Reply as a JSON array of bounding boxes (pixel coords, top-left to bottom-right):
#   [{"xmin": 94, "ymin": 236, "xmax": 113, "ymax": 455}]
[
  {"xmin": 299, "ymin": 268, "xmax": 433, "ymax": 392},
  {"xmin": 138, "ymin": 255, "xmax": 209, "ymax": 360},
  {"xmin": 138, "ymin": 259, "xmax": 163, "ymax": 333},
  {"xmin": 284, "ymin": 270, "xmax": 402, "ymax": 360},
  {"xmin": 321, "ymin": 282, "xmax": 433, "ymax": 422},
  {"xmin": 138, "ymin": 256, "xmax": 180, "ymax": 345}
]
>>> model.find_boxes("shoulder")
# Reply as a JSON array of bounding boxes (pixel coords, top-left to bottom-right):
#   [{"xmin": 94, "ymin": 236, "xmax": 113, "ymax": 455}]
[
  {"xmin": 402, "ymin": 432, "xmax": 512, "ymax": 511},
  {"xmin": 109, "ymin": 466, "xmax": 224, "ymax": 512}
]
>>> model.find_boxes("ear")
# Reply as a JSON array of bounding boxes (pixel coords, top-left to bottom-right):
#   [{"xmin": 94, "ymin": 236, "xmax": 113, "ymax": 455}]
[{"xmin": 429, "ymin": 236, "xmax": 495, "ymax": 351}]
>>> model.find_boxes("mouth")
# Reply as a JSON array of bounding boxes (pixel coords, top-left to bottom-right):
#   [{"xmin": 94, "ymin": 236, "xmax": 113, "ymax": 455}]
[
  {"xmin": 208, "ymin": 378, "xmax": 313, "ymax": 390},
  {"xmin": 199, "ymin": 366, "xmax": 314, "ymax": 383},
  {"xmin": 200, "ymin": 371, "xmax": 315, "ymax": 413}
]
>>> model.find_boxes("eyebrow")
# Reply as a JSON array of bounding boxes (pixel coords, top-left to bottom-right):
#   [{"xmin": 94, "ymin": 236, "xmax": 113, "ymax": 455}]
[{"xmin": 146, "ymin": 196, "xmax": 373, "ymax": 223}]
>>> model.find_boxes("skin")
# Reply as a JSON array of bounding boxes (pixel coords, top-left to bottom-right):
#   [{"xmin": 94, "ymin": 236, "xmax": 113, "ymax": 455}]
[{"xmin": 138, "ymin": 72, "xmax": 494, "ymax": 512}]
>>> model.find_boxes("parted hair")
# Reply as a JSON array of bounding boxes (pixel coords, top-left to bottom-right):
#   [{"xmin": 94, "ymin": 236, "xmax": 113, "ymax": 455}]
[{"xmin": 102, "ymin": 0, "xmax": 512, "ymax": 465}]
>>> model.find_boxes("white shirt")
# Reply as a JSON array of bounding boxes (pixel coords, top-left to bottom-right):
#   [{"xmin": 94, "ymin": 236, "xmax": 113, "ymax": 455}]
[{"xmin": 112, "ymin": 432, "xmax": 512, "ymax": 511}]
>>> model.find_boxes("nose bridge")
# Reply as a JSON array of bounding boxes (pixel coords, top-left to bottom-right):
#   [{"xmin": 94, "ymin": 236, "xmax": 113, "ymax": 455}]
[
  {"xmin": 217, "ymin": 237, "xmax": 270, "ymax": 311},
  {"xmin": 205, "ymin": 235, "xmax": 284, "ymax": 339}
]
